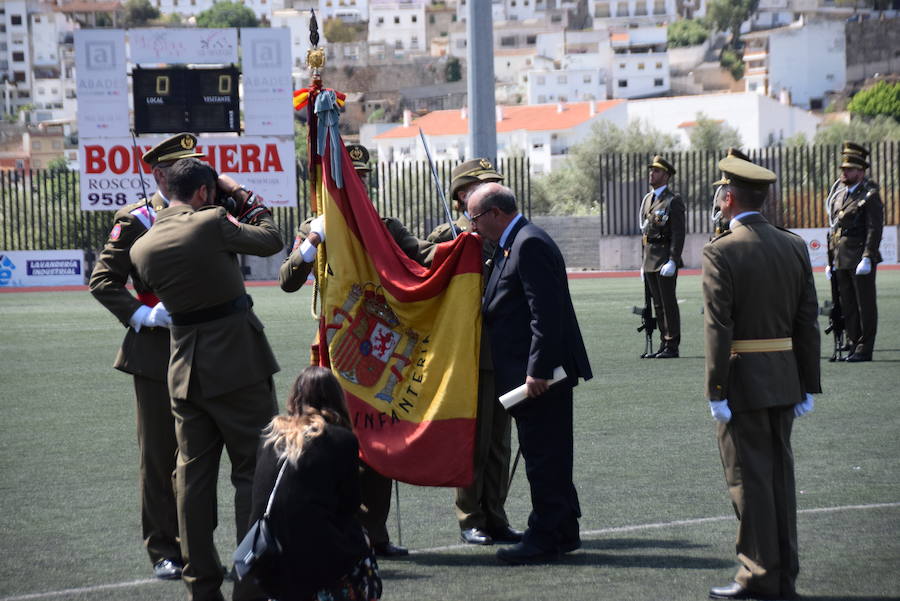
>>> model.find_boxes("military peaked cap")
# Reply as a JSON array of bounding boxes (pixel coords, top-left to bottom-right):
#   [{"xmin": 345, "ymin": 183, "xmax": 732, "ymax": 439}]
[
  {"xmin": 347, "ymin": 144, "xmax": 371, "ymax": 172},
  {"xmin": 714, "ymin": 155, "xmax": 776, "ymax": 190},
  {"xmin": 142, "ymin": 133, "xmax": 204, "ymax": 167},
  {"xmin": 648, "ymin": 154, "xmax": 676, "ymax": 175},
  {"xmin": 840, "ymin": 152, "xmax": 869, "ymax": 170},
  {"xmin": 841, "ymin": 141, "xmax": 869, "ymax": 159},
  {"xmin": 449, "ymin": 158, "xmax": 503, "ymax": 201}
]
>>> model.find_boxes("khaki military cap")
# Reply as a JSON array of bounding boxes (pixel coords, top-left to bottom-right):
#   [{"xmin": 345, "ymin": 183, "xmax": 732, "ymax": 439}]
[
  {"xmin": 841, "ymin": 141, "xmax": 869, "ymax": 159},
  {"xmin": 648, "ymin": 154, "xmax": 676, "ymax": 175},
  {"xmin": 840, "ymin": 152, "xmax": 869, "ymax": 170},
  {"xmin": 714, "ymin": 155, "xmax": 776, "ymax": 190},
  {"xmin": 141, "ymin": 133, "xmax": 204, "ymax": 166},
  {"xmin": 347, "ymin": 144, "xmax": 371, "ymax": 172},
  {"xmin": 449, "ymin": 158, "xmax": 503, "ymax": 201}
]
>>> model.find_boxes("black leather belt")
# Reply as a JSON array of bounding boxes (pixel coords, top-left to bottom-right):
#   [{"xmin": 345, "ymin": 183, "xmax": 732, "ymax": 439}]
[
  {"xmin": 646, "ymin": 236, "xmax": 670, "ymax": 244},
  {"xmin": 171, "ymin": 294, "xmax": 253, "ymax": 326}
]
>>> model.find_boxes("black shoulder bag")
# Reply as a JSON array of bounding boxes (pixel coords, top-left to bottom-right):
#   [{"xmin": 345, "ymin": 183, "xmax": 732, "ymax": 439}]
[{"xmin": 233, "ymin": 459, "xmax": 288, "ymax": 581}]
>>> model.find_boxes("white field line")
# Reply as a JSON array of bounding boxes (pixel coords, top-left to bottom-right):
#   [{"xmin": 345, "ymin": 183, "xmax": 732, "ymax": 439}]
[{"xmin": 2, "ymin": 501, "xmax": 897, "ymax": 601}]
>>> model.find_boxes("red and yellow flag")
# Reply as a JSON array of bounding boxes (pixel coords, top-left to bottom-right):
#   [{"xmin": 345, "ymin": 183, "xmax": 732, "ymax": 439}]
[{"xmin": 314, "ymin": 141, "xmax": 483, "ymax": 487}]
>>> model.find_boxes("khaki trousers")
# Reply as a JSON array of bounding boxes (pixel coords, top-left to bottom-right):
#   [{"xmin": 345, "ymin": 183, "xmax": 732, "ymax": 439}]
[
  {"xmin": 133, "ymin": 374, "xmax": 180, "ymax": 565},
  {"xmin": 173, "ymin": 378, "xmax": 277, "ymax": 601},
  {"xmin": 455, "ymin": 367, "xmax": 512, "ymax": 531},
  {"xmin": 717, "ymin": 405, "xmax": 798, "ymax": 598}
]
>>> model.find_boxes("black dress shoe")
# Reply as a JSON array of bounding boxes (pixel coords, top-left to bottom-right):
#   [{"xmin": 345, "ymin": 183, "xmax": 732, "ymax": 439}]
[
  {"xmin": 487, "ymin": 525, "xmax": 523, "ymax": 544},
  {"xmin": 559, "ymin": 536, "xmax": 581, "ymax": 553},
  {"xmin": 460, "ymin": 527, "xmax": 493, "ymax": 545},
  {"xmin": 845, "ymin": 352, "xmax": 872, "ymax": 362},
  {"xmin": 153, "ymin": 558, "xmax": 183, "ymax": 580},
  {"xmin": 709, "ymin": 582, "xmax": 779, "ymax": 600},
  {"xmin": 373, "ymin": 541, "xmax": 409, "ymax": 557},
  {"xmin": 496, "ymin": 542, "xmax": 559, "ymax": 565},
  {"xmin": 654, "ymin": 348, "xmax": 679, "ymax": 359}
]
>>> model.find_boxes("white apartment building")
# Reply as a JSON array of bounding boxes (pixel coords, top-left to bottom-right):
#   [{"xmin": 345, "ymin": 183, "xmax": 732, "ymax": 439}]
[
  {"xmin": 609, "ymin": 25, "xmax": 669, "ymax": 99},
  {"xmin": 591, "ymin": 0, "xmax": 706, "ymax": 23},
  {"xmin": 627, "ymin": 91, "xmax": 822, "ymax": 149},
  {"xmin": 526, "ymin": 67, "xmax": 607, "ymax": 104},
  {"xmin": 448, "ymin": 18, "xmax": 559, "ymax": 59},
  {"xmin": 374, "ymin": 99, "xmax": 628, "ymax": 175},
  {"xmin": 368, "ymin": 0, "xmax": 427, "ymax": 56},
  {"xmin": 318, "ymin": 0, "xmax": 369, "ymax": 22},
  {"xmin": 742, "ymin": 18, "xmax": 846, "ymax": 110},
  {"xmin": 271, "ymin": 9, "xmax": 315, "ymax": 74}
]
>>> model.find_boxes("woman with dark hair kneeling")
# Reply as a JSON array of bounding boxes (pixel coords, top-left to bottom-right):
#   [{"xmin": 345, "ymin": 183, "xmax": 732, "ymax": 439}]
[{"xmin": 249, "ymin": 366, "xmax": 382, "ymax": 601}]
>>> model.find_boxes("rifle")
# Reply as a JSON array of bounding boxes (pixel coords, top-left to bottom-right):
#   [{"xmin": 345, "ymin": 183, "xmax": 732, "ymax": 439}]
[
  {"xmin": 632, "ymin": 277, "xmax": 657, "ymax": 358},
  {"xmin": 821, "ymin": 270, "xmax": 846, "ymax": 362}
]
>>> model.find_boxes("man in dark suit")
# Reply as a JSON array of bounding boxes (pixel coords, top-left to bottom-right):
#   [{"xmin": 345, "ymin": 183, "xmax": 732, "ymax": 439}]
[
  {"xmin": 89, "ymin": 133, "xmax": 204, "ymax": 581},
  {"xmin": 466, "ymin": 183, "xmax": 592, "ymax": 565},
  {"xmin": 639, "ymin": 155, "xmax": 685, "ymax": 358},
  {"xmin": 131, "ymin": 158, "xmax": 283, "ymax": 601},
  {"xmin": 278, "ymin": 145, "xmax": 429, "ymax": 558},
  {"xmin": 825, "ymin": 142, "xmax": 883, "ymax": 362},
  {"xmin": 702, "ymin": 154, "xmax": 821, "ymax": 600}
]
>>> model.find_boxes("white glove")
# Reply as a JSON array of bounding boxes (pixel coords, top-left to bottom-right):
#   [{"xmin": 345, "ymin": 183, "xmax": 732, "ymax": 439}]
[
  {"xmin": 855, "ymin": 257, "xmax": 871, "ymax": 276},
  {"xmin": 825, "ymin": 265, "xmax": 832, "ymax": 280},
  {"xmin": 660, "ymin": 259, "xmax": 677, "ymax": 277},
  {"xmin": 309, "ymin": 215, "xmax": 325, "ymax": 242},
  {"xmin": 794, "ymin": 393, "xmax": 814, "ymax": 418},
  {"xmin": 709, "ymin": 400, "xmax": 732, "ymax": 424},
  {"xmin": 129, "ymin": 304, "xmax": 152, "ymax": 332},
  {"xmin": 146, "ymin": 302, "xmax": 172, "ymax": 328}
]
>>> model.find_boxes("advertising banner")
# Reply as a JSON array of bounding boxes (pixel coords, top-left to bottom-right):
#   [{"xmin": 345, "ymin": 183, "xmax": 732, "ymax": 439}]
[
  {"xmin": 790, "ymin": 227, "xmax": 898, "ymax": 266},
  {"xmin": 240, "ymin": 28, "xmax": 294, "ymax": 136},
  {"xmin": 78, "ymin": 136, "xmax": 298, "ymax": 210},
  {"xmin": 0, "ymin": 250, "xmax": 85, "ymax": 288},
  {"xmin": 129, "ymin": 28, "xmax": 239, "ymax": 64},
  {"xmin": 74, "ymin": 30, "xmax": 129, "ymax": 137}
]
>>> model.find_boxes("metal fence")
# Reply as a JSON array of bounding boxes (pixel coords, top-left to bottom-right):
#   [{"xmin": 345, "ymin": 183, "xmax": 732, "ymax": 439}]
[
  {"xmin": 597, "ymin": 141, "xmax": 899, "ymax": 235},
  {"xmin": 0, "ymin": 156, "xmax": 531, "ymax": 253},
  {"xmin": 1, "ymin": 145, "xmax": 896, "ymax": 251}
]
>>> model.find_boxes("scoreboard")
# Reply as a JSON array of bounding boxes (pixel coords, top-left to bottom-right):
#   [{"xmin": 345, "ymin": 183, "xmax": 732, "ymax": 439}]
[{"xmin": 133, "ymin": 66, "xmax": 240, "ymax": 135}]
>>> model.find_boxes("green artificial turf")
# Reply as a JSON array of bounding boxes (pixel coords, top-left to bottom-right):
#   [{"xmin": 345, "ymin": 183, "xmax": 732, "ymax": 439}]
[{"xmin": 0, "ymin": 272, "xmax": 898, "ymax": 601}]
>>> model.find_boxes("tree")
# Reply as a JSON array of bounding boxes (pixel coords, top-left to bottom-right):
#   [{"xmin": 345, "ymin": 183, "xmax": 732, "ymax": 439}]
[
  {"xmin": 195, "ymin": 1, "xmax": 259, "ymax": 28},
  {"xmin": 323, "ymin": 18, "xmax": 364, "ymax": 43},
  {"xmin": 444, "ymin": 56, "xmax": 462, "ymax": 82},
  {"xmin": 531, "ymin": 119, "xmax": 679, "ymax": 215},
  {"xmin": 123, "ymin": 0, "xmax": 159, "ymax": 27},
  {"xmin": 687, "ymin": 112, "xmax": 743, "ymax": 151},
  {"xmin": 45, "ymin": 156, "xmax": 70, "ymax": 172},
  {"xmin": 667, "ymin": 18, "xmax": 709, "ymax": 48},
  {"xmin": 847, "ymin": 81, "xmax": 900, "ymax": 121},
  {"xmin": 706, "ymin": 0, "xmax": 757, "ymax": 47},
  {"xmin": 294, "ymin": 119, "xmax": 309, "ymax": 168},
  {"xmin": 813, "ymin": 115, "xmax": 900, "ymax": 145}
]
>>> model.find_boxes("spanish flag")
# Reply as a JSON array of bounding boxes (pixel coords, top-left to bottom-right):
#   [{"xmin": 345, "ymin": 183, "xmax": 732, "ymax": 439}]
[{"xmin": 312, "ymin": 118, "xmax": 483, "ymax": 488}]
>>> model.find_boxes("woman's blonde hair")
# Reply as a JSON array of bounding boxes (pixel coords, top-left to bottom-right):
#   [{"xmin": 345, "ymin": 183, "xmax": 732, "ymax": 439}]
[{"xmin": 262, "ymin": 366, "xmax": 351, "ymax": 464}]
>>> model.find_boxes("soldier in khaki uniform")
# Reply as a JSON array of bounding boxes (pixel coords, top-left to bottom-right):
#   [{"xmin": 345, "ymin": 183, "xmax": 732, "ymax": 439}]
[
  {"xmin": 130, "ymin": 158, "xmax": 283, "ymax": 601},
  {"xmin": 427, "ymin": 159, "xmax": 521, "ymax": 546},
  {"xmin": 279, "ymin": 145, "xmax": 430, "ymax": 557},
  {"xmin": 825, "ymin": 142, "xmax": 883, "ymax": 362},
  {"xmin": 702, "ymin": 154, "xmax": 821, "ymax": 600},
  {"xmin": 639, "ymin": 155, "xmax": 685, "ymax": 358},
  {"xmin": 89, "ymin": 133, "xmax": 204, "ymax": 581}
]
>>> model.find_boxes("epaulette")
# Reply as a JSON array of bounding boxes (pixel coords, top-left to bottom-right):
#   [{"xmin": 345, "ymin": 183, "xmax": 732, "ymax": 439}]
[
  {"xmin": 708, "ymin": 230, "xmax": 732, "ymax": 244},
  {"xmin": 776, "ymin": 225, "xmax": 801, "ymax": 238},
  {"xmin": 198, "ymin": 204, "xmax": 220, "ymax": 211}
]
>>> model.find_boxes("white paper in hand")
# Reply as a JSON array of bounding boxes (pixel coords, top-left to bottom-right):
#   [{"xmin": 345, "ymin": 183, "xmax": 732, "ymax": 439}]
[{"xmin": 499, "ymin": 366, "xmax": 568, "ymax": 410}]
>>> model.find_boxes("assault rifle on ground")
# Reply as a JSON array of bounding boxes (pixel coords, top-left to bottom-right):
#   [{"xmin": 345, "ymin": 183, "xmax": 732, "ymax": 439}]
[
  {"xmin": 633, "ymin": 278, "xmax": 657, "ymax": 358},
  {"xmin": 820, "ymin": 272, "xmax": 846, "ymax": 362}
]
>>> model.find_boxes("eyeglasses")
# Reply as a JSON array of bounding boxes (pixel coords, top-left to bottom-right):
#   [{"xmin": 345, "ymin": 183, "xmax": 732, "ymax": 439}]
[{"xmin": 469, "ymin": 207, "xmax": 493, "ymax": 225}]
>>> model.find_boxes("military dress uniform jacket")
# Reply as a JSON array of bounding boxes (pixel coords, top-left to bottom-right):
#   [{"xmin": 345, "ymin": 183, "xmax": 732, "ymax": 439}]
[
  {"xmin": 641, "ymin": 187, "xmax": 686, "ymax": 273},
  {"xmin": 702, "ymin": 214, "xmax": 821, "ymax": 412},
  {"xmin": 280, "ymin": 216, "xmax": 436, "ymax": 292},
  {"xmin": 130, "ymin": 205, "xmax": 284, "ymax": 400},
  {"xmin": 827, "ymin": 178, "xmax": 884, "ymax": 270},
  {"xmin": 89, "ymin": 192, "xmax": 170, "ymax": 381}
]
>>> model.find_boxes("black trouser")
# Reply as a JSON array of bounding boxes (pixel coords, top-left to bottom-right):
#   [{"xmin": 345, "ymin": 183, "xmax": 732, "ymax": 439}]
[
  {"xmin": 834, "ymin": 266, "xmax": 878, "ymax": 355},
  {"xmin": 509, "ymin": 383, "xmax": 581, "ymax": 552},
  {"xmin": 646, "ymin": 270, "xmax": 680, "ymax": 351},
  {"xmin": 358, "ymin": 462, "xmax": 393, "ymax": 546}
]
